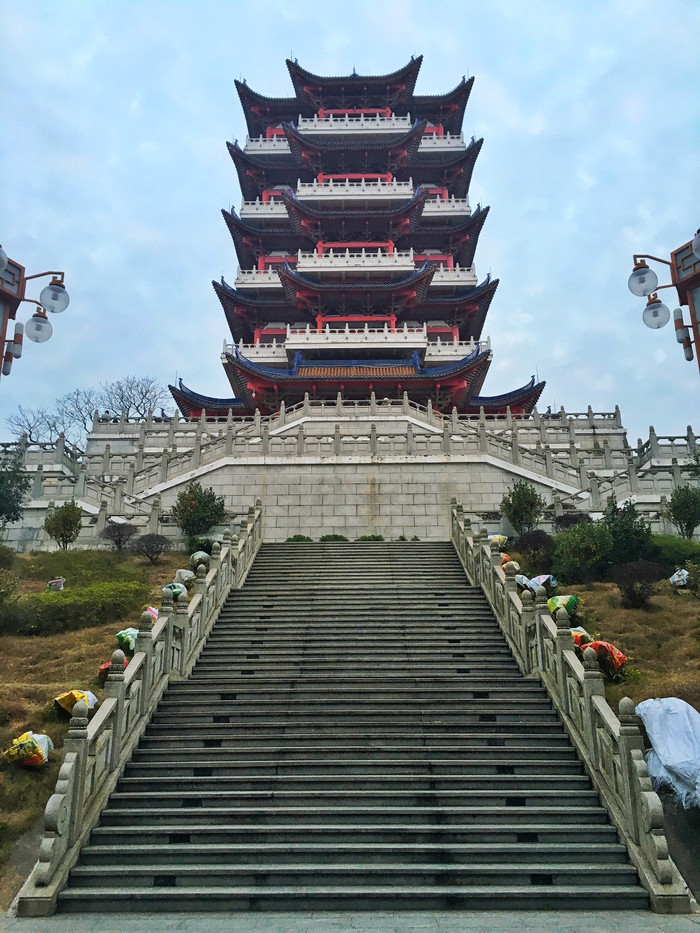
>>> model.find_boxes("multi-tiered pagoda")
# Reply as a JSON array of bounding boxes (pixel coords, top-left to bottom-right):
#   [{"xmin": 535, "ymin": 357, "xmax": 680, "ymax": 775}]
[{"xmin": 170, "ymin": 57, "xmax": 544, "ymax": 417}]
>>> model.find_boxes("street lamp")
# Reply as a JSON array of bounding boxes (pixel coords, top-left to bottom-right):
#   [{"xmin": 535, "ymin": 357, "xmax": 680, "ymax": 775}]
[
  {"xmin": 628, "ymin": 230, "xmax": 700, "ymax": 371},
  {"xmin": 0, "ymin": 245, "xmax": 71, "ymax": 380}
]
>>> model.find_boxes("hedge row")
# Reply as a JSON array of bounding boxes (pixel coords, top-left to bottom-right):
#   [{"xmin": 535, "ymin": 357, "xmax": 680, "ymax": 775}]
[{"xmin": 0, "ymin": 581, "xmax": 151, "ymax": 636}]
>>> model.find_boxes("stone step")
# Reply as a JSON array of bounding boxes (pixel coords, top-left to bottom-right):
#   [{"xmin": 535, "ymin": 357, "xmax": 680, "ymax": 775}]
[
  {"xmin": 87, "ymin": 822, "xmax": 624, "ymax": 847},
  {"xmin": 99, "ymin": 805, "xmax": 610, "ymax": 827},
  {"xmin": 117, "ymin": 774, "xmax": 592, "ymax": 792},
  {"xmin": 58, "ymin": 884, "xmax": 649, "ymax": 912},
  {"xmin": 79, "ymin": 840, "xmax": 630, "ymax": 867},
  {"xmin": 67, "ymin": 862, "xmax": 640, "ymax": 889}
]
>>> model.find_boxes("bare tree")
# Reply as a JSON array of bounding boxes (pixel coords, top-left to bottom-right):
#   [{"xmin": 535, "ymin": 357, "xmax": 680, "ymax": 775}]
[
  {"xmin": 5, "ymin": 405, "xmax": 55, "ymax": 445},
  {"xmin": 100, "ymin": 376, "xmax": 170, "ymax": 419},
  {"xmin": 5, "ymin": 377, "xmax": 172, "ymax": 450}
]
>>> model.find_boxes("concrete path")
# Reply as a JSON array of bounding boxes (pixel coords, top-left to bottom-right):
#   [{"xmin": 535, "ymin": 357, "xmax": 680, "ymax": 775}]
[{"xmin": 3, "ymin": 910, "xmax": 700, "ymax": 933}]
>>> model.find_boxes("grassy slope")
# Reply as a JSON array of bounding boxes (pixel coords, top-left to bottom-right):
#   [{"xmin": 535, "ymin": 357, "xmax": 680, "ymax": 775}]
[{"xmin": 0, "ymin": 550, "xmax": 188, "ymax": 908}]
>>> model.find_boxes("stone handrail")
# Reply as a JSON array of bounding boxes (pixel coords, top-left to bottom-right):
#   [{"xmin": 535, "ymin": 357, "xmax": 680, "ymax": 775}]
[
  {"xmin": 449, "ymin": 501, "xmax": 690, "ymax": 913},
  {"xmin": 16, "ymin": 501, "xmax": 264, "ymax": 917}
]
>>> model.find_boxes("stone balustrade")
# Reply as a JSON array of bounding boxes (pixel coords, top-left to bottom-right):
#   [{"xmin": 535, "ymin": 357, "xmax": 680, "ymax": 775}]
[
  {"xmin": 296, "ymin": 178, "xmax": 414, "ymax": 200},
  {"xmin": 297, "ymin": 113, "xmax": 412, "ymax": 133},
  {"xmin": 449, "ymin": 503, "xmax": 691, "ymax": 913},
  {"xmin": 244, "ymin": 131, "xmax": 466, "ymax": 155},
  {"xmin": 15, "ymin": 502, "xmax": 264, "ymax": 917}
]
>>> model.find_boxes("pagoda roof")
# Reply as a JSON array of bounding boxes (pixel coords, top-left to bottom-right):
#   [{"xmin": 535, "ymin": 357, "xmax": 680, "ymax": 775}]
[
  {"xmin": 227, "ymin": 141, "xmax": 305, "ymax": 201},
  {"xmin": 278, "ymin": 263, "xmax": 435, "ymax": 310},
  {"xmin": 412, "ymin": 76, "xmax": 474, "ymax": 135},
  {"xmin": 223, "ymin": 344, "xmax": 492, "ymax": 414},
  {"xmin": 282, "ymin": 188, "xmax": 428, "ymax": 240},
  {"xmin": 213, "ymin": 278, "xmax": 306, "ymax": 341},
  {"xmin": 465, "ymin": 376, "xmax": 546, "ymax": 416},
  {"xmin": 235, "ymin": 63, "xmax": 473, "ymax": 136},
  {"xmin": 408, "ymin": 204, "xmax": 490, "ymax": 266},
  {"xmin": 416, "ymin": 275, "xmax": 499, "ymax": 340},
  {"xmin": 286, "ymin": 57, "xmax": 423, "ymax": 111},
  {"xmin": 402, "ymin": 137, "xmax": 483, "ymax": 199},
  {"xmin": 222, "ymin": 208, "xmax": 306, "ymax": 267},
  {"xmin": 169, "ymin": 379, "xmax": 248, "ymax": 419},
  {"xmin": 282, "ymin": 120, "xmax": 427, "ymax": 175}
]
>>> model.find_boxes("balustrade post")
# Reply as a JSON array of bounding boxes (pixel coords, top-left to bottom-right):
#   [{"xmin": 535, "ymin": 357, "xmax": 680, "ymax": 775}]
[
  {"xmin": 103, "ymin": 650, "xmax": 127, "ymax": 772},
  {"xmin": 442, "ymin": 423, "xmax": 451, "ymax": 454},
  {"xmin": 520, "ymin": 589, "xmax": 539, "ymax": 672},
  {"xmin": 160, "ymin": 588, "xmax": 174, "ymax": 675},
  {"xmin": 581, "ymin": 646, "xmax": 606, "ymax": 755},
  {"xmin": 173, "ymin": 587, "xmax": 190, "ymax": 677},
  {"xmin": 33, "ymin": 464, "xmax": 43, "ymax": 498},
  {"xmin": 135, "ymin": 611, "xmax": 155, "ymax": 715},
  {"xmin": 149, "ymin": 494, "xmax": 161, "ymax": 534},
  {"xmin": 334, "ymin": 424, "xmax": 341, "ymax": 455},
  {"xmin": 617, "ymin": 697, "xmax": 646, "ymax": 844},
  {"xmin": 553, "ymin": 607, "xmax": 573, "ymax": 714},
  {"xmin": 62, "ymin": 699, "xmax": 90, "ymax": 847}
]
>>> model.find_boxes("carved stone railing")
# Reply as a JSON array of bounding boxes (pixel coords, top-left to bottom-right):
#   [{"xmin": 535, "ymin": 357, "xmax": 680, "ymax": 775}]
[
  {"xmin": 449, "ymin": 501, "xmax": 691, "ymax": 913},
  {"xmin": 15, "ymin": 501, "xmax": 264, "ymax": 918}
]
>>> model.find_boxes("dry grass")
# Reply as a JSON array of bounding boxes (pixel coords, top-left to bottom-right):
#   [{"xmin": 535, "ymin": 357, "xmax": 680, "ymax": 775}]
[
  {"xmin": 0, "ymin": 549, "xmax": 188, "ymax": 909},
  {"xmin": 565, "ymin": 580, "xmax": 700, "ymax": 712}
]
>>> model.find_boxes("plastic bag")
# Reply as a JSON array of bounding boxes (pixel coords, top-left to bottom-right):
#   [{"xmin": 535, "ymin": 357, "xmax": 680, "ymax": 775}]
[
  {"xmin": 586, "ymin": 640, "xmax": 628, "ymax": 673},
  {"xmin": 547, "ymin": 595, "xmax": 579, "ymax": 615},
  {"xmin": 3, "ymin": 731, "xmax": 54, "ymax": 767},
  {"xmin": 115, "ymin": 627, "xmax": 139, "ymax": 651},
  {"xmin": 514, "ymin": 574, "xmax": 531, "ymax": 589},
  {"xmin": 47, "ymin": 577, "xmax": 65, "ymax": 591},
  {"xmin": 163, "ymin": 582, "xmax": 188, "ymax": 601},
  {"xmin": 488, "ymin": 535, "xmax": 508, "ymax": 548},
  {"xmin": 54, "ymin": 689, "xmax": 99, "ymax": 716},
  {"xmin": 98, "ymin": 656, "xmax": 129, "ymax": 682},
  {"xmin": 145, "ymin": 606, "xmax": 159, "ymax": 623},
  {"xmin": 670, "ymin": 569, "xmax": 689, "ymax": 587},
  {"xmin": 531, "ymin": 574, "xmax": 557, "ymax": 591},
  {"xmin": 636, "ymin": 698, "xmax": 700, "ymax": 808}
]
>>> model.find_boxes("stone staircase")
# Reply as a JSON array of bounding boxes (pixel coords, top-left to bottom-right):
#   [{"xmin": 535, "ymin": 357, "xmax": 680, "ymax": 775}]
[{"xmin": 58, "ymin": 542, "xmax": 649, "ymax": 911}]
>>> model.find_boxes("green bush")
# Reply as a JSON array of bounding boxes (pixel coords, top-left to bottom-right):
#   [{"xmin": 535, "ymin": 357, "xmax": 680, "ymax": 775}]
[
  {"xmin": 609, "ymin": 560, "xmax": 666, "ymax": 609},
  {"xmin": 0, "ymin": 581, "xmax": 150, "ymax": 636},
  {"xmin": 23, "ymin": 550, "xmax": 147, "ymax": 586},
  {"xmin": 319, "ymin": 534, "xmax": 349, "ymax": 542},
  {"xmin": 500, "ymin": 480, "xmax": 546, "ymax": 535},
  {"xmin": 285, "ymin": 534, "xmax": 313, "ymax": 542},
  {"xmin": 0, "ymin": 543, "xmax": 15, "ymax": 570},
  {"xmin": 602, "ymin": 495, "xmax": 652, "ymax": 564},
  {"xmin": 551, "ymin": 522, "xmax": 613, "ymax": 583},
  {"xmin": 517, "ymin": 530, "xmax": 555, "ymax": 571},
  {"xmin": 171, "ymin": 482, "xmax": 227, "ymax": 551},
  {"xmin": 665, "ymin": 484, "xmax": 700, "ymax": 539},
  {"xmin": 356, "ymin": 535, "xmax": 384, "ymax": 541},
  {"xmin": 649, "ymin": 534, "xmax": 700, "ymax": 574},
  {"xmin": 44, "ymin": 500, "xmax": 83, "ymax": 549}
]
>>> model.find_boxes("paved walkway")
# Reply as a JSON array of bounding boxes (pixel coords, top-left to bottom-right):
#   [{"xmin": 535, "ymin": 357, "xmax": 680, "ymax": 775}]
[{"xmin": 3, "ymin": 910, "xmax": 700, "ymax": 933}]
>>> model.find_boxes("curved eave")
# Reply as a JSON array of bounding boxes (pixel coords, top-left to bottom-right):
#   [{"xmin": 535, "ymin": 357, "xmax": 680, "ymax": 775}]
[
  {"xmin": 169, "ymin": 380, "xmax": 247, "ymax": 418},
  {"xmin": 226, "ymin": 141, "xmax": 303, "ymax": 200},
  {"xmin": 411, "ymin": 76, "xmax": 474, "ymax": 134},
  {"xmin": 286, "ymin": 57, "xmax": 423, "ymax": 109},
  {"xmin": 467, "ymin": 378, "xmax": 546, "ymax": 415},
  {"xmin": 213, "ymin": 278, "xmax": 296, "ymax": 341},
  {"xmin": 226, "ymin": 345, "xmax": 488, "ymax": 382},
  {"xmin": 406, "ymin": 137, "xmax": 483, "ymax": 199},
  {"xmin": 278, "ymin": 262, "xmax": 435, "ymax": 304},
  {"xmin": 283, "ymin": 120, "xmax": 427, "ymax": 175},
  {"xmin": 235, "ymin": 80, "xmax": 313, "ymax": 136},
  {"xmin": 282, "ymin": 188, "xmax": 428, "ymax": 240},
  {"xmin": 222, "ymin": 208, "xmax": 302, "ymax": 266},
  {"xmin": 411, "ymin": 204, "xmax": 490, "ymax": 266},
  {"xmin": 416, "ymin": 276, "xmax": 499, "ymax": 340}
]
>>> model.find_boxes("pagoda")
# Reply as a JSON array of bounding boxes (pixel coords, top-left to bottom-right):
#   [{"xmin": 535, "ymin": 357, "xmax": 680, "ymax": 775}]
[{"xmin": 170, "ymin": 56, "xmax": 544, "ymax": 417}]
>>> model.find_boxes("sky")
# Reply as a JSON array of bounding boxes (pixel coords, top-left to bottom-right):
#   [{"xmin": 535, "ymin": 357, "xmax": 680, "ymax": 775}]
[{"xmin": 1, "ymin": 0, "xmax": 699, "ymax": 446}]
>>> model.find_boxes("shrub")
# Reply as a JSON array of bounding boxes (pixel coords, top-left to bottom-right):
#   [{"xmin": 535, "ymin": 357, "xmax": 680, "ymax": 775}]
[
  {"xmin": 551, "ymin": 521, "xmax": 613, "ymax": 583},
  {"xmin": 356, "ymin": 535, "xmax": 384, "ymax": 541},
  {"xmin": 0, "ymin": 568, "xmax": 20, "ymax": 605},
  {"xmin": 130, "ymin": 534, "xmax": 172, "ymax": 564},
  {"xmin": 0, "ymin": 581, "xmax": 150, "ymax": 636},
  {"xmin": 171, "ymin": 482, "xmax": 227, "ymax": 551},
  {"xmin": 602, "ymin": 494, "xmax": 652, "ymax": 564},
  {"xmin": 517, "ymin": 530, "xmax": 555, "ymax": 570},
  {"xmin": 553, "ymin": 512, "xmax": 592, "ymax": 533},
  {"xmin": 500, "ymin": 481, "xmax": 546, "ymax": 535},
  {"xmin": 319, "ymin": 534, "xmax": 349, "ymax": 542},
  {"xmin": 285, "ymin": 534, "xmax": 313, "ymax": 542},
  {"xmin": 665, "ymin": 485, "xmax": 700, "ymax": 539},
  {"xmin": 0, "ymin": 543, "xmax": 15, "ymax": 569},
  {"xmin": 43, "ymin": 501, "xmax": 83, "ymax": 550},
  {"xmin": 101, "ymin": 522, "xmax": 138, "ymax": 551},
  {"xmin": 648, "ymin": 534, "xmax": 700, "ymax": 574},
  {"xmin": 609, "ymin": 560, "xmax": 666, "ymax": 609}
]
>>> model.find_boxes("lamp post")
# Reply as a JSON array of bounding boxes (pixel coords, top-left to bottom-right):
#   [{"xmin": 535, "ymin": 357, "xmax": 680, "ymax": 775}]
[
  {"xmin": 628, "ymin": 229, "xmax": 700, "ymax": 372},
  {"xmin": 0, "ymin": 245, "xmax": 70, "ymax": 380}
]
